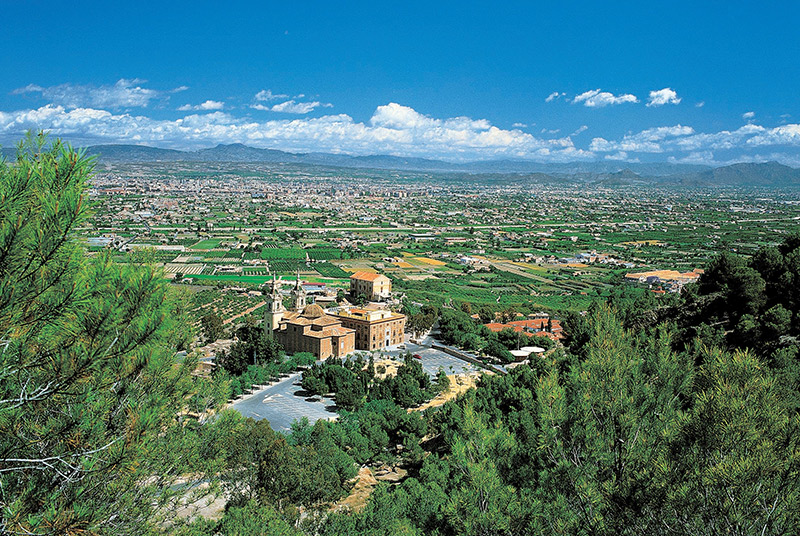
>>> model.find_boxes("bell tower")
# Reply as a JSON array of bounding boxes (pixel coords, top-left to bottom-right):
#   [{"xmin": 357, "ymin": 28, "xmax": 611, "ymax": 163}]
[
  {"xmin": 291, "ymin": 270, "xmax": 307, "ymax": 312},
  {"xmin": 263, "ymin": 275, "xmax": 285, "ymax": 332}
]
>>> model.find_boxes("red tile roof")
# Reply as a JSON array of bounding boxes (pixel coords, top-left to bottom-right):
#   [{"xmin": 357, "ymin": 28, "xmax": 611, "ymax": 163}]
[
  {"xmin": 350, "ymin": 271, "xmax": 387, "ymax": 282},
  {"xmin": 483, "ymin": 318, "xmax": 563, "ymax": 339}
]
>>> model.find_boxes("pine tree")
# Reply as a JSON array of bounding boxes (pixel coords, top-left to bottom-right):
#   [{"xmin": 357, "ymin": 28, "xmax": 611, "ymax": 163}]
[
  {"xmin": 659, "ymin": 346, "xmax": 800, "ymax": 535},
  {"xmin": 533, "ymin": 305, "xmax": 694, "ymax": 535},
  {"xmin": 0, "ymin": 135, "xmax": 199, "ymax": 534}
]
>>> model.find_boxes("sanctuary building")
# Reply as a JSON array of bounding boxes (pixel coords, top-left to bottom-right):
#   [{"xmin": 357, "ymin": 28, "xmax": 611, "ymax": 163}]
[
  {"xmin": 263, "ymin": 275, "xmax": 355, "ymax": 359},
  {"xmin": 262, "ymin": 274, "xmax": 406, "ymax": 358}
]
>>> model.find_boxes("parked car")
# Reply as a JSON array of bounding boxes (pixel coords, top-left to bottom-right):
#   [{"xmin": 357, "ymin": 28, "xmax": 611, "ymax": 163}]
[{"xmin": 413, "ymin": 354, "xmax": 422, "ymax": 360}]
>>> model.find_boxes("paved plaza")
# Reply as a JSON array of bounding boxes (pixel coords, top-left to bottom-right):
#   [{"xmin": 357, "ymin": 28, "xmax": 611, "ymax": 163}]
[
  {"xmin": 377, "ymin": 341, "xmax": 478, "ymax": 377},
  {"xmin": 229, "ymin": 372, "xmax": 337, "ymax": 432},
  {"xmin": 230, "ymin": 340, "xmax": 479, "ymax": 432}
]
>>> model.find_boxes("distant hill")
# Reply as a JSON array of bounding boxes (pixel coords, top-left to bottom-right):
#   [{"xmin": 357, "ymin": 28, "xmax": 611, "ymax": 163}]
[
  {"xmin": 585, "ymin": 168, "xmax": 652, "ymax": 187},
  {"xmin": 76, "ymin": 143, "xmax": 710, "ymax": 176},
  {"xmin": 665, "ymin": 161, "xmax": 800, "ymax": 187},
  {"xmin": 6, "ymin": 142, "xmax": 799, "ymax": 186},
  {"xmin": 194, "ymin": 143, "xmax": 305, "ymax": 163},
  {"xmin": 82, "ymin": 144, "xmax": 189, "ymax": 162}
]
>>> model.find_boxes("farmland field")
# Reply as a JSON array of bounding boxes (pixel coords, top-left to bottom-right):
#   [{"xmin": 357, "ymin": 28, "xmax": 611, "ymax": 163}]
[
  {"xmin": 85, "ymin": 161, "xmax": 800, "ymax": 320},
  {"xmin": 268, "ymin": 260, "xmax": 306, "ymax": 273},
  {"xmin": 260, "ymin": 247, "xmax": 307, "ymax": 260},
  {"xmin": 307, "ymin": 248, "xmax": 342, "ymax": 260},
  {"xmin": 313, "ymin": 262, "xmax": 350, "ymax": 278},
  {"xmin": 189, "ymin": 238, "xmax": 223, "ymax": 249}
]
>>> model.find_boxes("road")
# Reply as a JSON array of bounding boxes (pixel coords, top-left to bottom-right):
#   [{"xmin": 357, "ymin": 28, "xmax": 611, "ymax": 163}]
[
  {"xmin": 91, "ymin": 214, "xmax": 800, "ymax": 238},
  {"xmin": 492, "ymin": 261, "xmax": 555, "ymax": 283}
]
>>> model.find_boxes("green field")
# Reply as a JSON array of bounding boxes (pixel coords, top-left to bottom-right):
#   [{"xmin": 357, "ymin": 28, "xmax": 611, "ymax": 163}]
[
  {"xmin": 269, "ymin": 260, "xmax": 306, "ymax": 273},
  {"xmin": 260, "ymin": 247, "xmax": 307, "ymax": 260},
  {"xmin": 187, "ymin": 274, "xmax": 275, "ymax": 284},
  {"xmin": 189, "ymin": 238, "xmax": 223, "ymax": 249},
  {"xmin": 313, "ymin": 262, "xmax": 350, "ymax": 278},
  {"xmin": 243, "ymin": 267, "xmax": 271, "ymax": 275},
  {"xmin": 186, "ymin": 273, "xmax": 344, "ymax": 285},
  {"xmin": 308, "ymin": 248, "xmax": 342, "ymax": 261}
]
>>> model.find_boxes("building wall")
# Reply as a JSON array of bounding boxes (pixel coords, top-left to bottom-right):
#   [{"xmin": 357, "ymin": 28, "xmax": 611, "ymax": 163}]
[
  {"xmin": 276, "ymin": 322, "xmax": 356, "ymax": 360},
  {"xmin": 277, "ymin": 324, "xmax": 317, "ymax": 357},
  {"xmin": 318, "ymin": 338, "xmax": 331, "ymax": 359},
  {"xmin": 350, "ymin": 275, "xmax": 392, "ymax": 301},
  {"xmin": 264, "ymin": 310, "xmax": 284, "ymax": 332},
  {"xmin": 332, "ymin": 333, "xmax": 355, "ymax": 357},
  {"xmin": 339, "ymin": 316, "xmax": 405, "ymax": 350},
  {"xmin": 277, "ymin": 324, "xmax": 305, "ymax": 356},
  {"xmin": 373, "ymin": 280, "xmax": 391, "ymax": 299}
]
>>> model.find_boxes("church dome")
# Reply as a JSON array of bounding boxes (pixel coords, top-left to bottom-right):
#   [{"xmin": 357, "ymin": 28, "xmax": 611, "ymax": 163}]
[{"xmin": 302, "ymin": 303, "xmax": 326, "ymax": 318}]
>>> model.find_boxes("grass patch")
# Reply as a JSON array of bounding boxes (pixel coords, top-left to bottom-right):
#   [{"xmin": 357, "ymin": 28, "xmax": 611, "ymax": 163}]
[{"xmin": 189, "ymin": 239, "xmax": 222, "ymax": 249}]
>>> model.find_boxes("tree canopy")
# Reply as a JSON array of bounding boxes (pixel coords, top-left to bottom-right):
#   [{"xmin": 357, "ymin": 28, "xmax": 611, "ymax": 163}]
[{"xmin": 0, "ymin": 135, "xmax": 199, "ymax": 534}]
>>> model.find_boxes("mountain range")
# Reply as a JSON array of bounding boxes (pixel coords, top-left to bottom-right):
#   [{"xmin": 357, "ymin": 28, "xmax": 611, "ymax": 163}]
[
  {"xmin": 3, "ymin": 143, "xmax": 800, "ymax": 187},
  {"xmin": 73, "ymin": 143, "xmax": 710, "ymax": 176}
]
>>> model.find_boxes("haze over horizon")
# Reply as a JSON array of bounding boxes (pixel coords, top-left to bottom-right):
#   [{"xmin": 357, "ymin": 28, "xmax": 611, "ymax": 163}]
[{"xmin": 1, "ymin": 1, "xmax": 799, "ymax": 166}]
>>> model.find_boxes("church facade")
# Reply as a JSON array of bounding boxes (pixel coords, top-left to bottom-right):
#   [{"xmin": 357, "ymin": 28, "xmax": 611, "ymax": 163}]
[{"xmin": 263, "ymin": 275, "xmax": 355, "ymax": 360}]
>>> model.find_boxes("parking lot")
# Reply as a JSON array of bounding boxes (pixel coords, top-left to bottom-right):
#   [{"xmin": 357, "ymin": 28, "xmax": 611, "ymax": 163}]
[
  {"xmin": 377, "ymin": 341, "xmax": 478, "ymax": 377},
  {"xmin": 230, "ymin": 340, "xmax": 480, "ymax": 432},
  {"xmin": 229, "ymin": 372, "xmax": 338, "ymax": 432}
]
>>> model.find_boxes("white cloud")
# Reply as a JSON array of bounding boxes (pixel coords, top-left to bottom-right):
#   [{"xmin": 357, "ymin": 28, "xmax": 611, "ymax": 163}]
[
  {"xmin": 673, "ymin": 123, "xmax": 765, "ymax": 151},
  {"xmin": 0, "ymin": 102, "xmax": 595, "ymax": 162},
  {"xmin": 571, "ymin": 125, "xmax": 589, "ymax": 136},
  {"xmin": 590, "ymin": 125, "xmax": 695, "ymax": 153},
  {"xmin": 590, "ymin": 122, "xmax": 800, "ymax": 158},
  {"xmin": 604, "ymin": 151, "xmax": 640, "ymax": 162},
  {"xmin": 370, "ymin": 102, "xmax": 439, "ymax": 129},
  {"xmin": 178, "ymin": 100, "xmax": 225, "ymax": 111},
  {"xmin": 573, "ymin": 89, "xmax": 639, "ymax": 107},
  {"xmin": 512, "ymin": 122, "xmax": 527, "ymax": 128},
  {"xmin": 12, "ymin": 84, "xmax": 43, "ymax": 94},
  {"xmin": 545, "ymin": 92, "xmax": 566, "ymax": 102},
  {"xmin": 7, "ymin": 98, "xmax": 800, "ymax": 164},
  {"xmin": 255, "ymin": 89, "xmax": 288, "ymax": 101},
  {"xmin": 743, "ymin": 111, "xmax": 756, "ymax": 120},
  {"xmin": 747, "ymin": 124, "xmax": 800, "ymax": 146},
  {"xmin": 12, "ymin": 79, "xmax": 166, "ymax": 109},
  {"xmin": 670, "ymin": 150, "xmax": 800, "ymax": 167},
  {"xmin": 695, "ymin": 101, "xmax": 705, "ymax": 108},
  {"xmin": 646, "ymin": 87, "xmax": 681, "ymax": 107},
  {"xmin": 270, "ymin": 100, "xmax": 332, "ymax": 114},
  {"xmin": 668, "ymin": 151, "xmax": 717, "ymax": 165}
]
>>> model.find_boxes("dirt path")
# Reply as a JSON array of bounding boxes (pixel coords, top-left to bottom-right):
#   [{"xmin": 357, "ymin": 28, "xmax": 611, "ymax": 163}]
[
  {"xmin": 331, "ymin": 465, "xmax": 408, "ymax": 513},
  {"xmin": 413, "ymin": 372, "xmax": 482, "ymax": 412}
]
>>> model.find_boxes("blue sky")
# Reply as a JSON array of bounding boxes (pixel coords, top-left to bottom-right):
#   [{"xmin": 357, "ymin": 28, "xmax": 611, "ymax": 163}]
[{"xmin": 1, "ymin": 1, "xmax": 799, "ymax": 164}]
